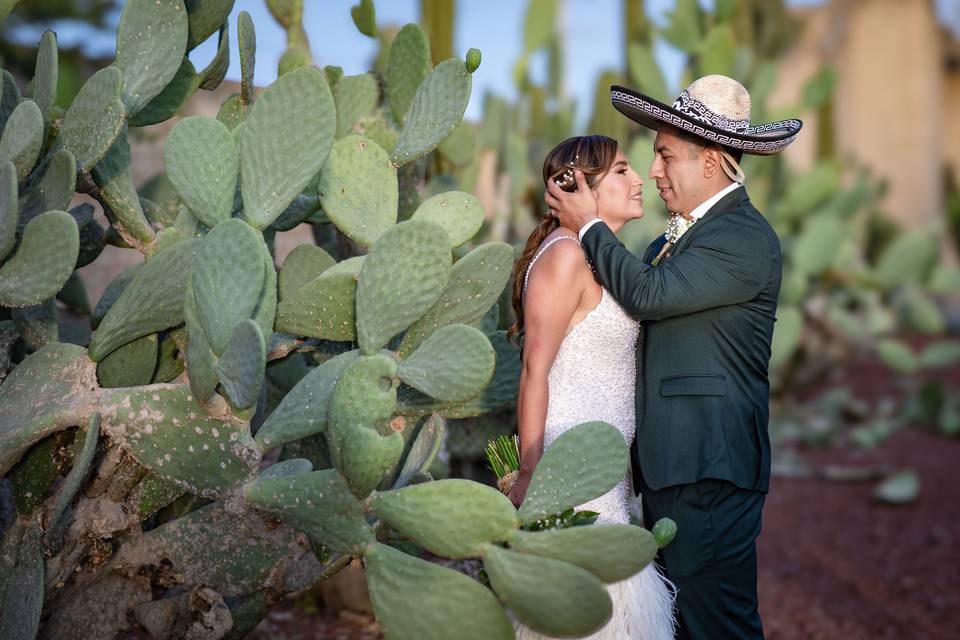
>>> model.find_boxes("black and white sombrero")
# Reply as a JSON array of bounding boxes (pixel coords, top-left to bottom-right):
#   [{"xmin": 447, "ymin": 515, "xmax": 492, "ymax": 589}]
[{"xmin": 610, "ymin": 75, "xmax": 802, "ymax": 156}]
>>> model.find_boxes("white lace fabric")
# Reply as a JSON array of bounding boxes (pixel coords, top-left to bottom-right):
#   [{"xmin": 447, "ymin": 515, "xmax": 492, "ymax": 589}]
[{"xmin": 517, "ymin": 237, "xmax": 676, "ymax": 640}]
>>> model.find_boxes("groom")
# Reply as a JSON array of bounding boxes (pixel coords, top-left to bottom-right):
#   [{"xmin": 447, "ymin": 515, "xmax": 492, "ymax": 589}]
[{"xmin": 548, "ymin": 75, "xmax": 801, "ymax": 639}]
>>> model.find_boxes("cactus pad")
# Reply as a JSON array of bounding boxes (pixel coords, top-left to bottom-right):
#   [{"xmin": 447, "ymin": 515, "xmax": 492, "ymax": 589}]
[
  {"xmin": 356, "ymin": 220, "xmax": 451, "ymax": 354},
  {"xmin": 89, "ymin": 238, "xmax": 200, "ymax": 360},
  {"xmin": 115, "ymin": 0, "xmax": 189, "ymax": 116},
  {"xmin": 390, "ymin": 58, "xmax": 472, "ymax": 166},
  {"xmin": 275, "ymin": 268, "xmax": 358, "ymax": 341},
  {"xmin": 33, "ymin": 31, "xmax": 58, "ymax": 132},
  {"xmin": 17, "ymin": 149, "xmax": 75, "ymax": 231},
  {"xmin": 239, "ymin": 66, "xmax": 335, "ymax": 229},
  {"xmin": 255, "ymin": 350, "xmax": 360, "ymax": 451},
  {"xmin": 507, "ymin": 524, "xmax": 657, "ymax": 583},
  {"xmin": 278, "ymin": 244, "xmax": 336, "ymax": 299},
  {"xmin": 0, "ymin": 161, "xmax": 16, "ymax": 261},
  {"xmin": 0, "ymin": 210, "xmax": 79, "ymax": 308},
  {"xmin": 334, "ymin": 74, "xmax": 379, "ymax": 138},
  {"xmin": 482, "ymin": 544, "xmax": 612, "ymax": 637},
  {"xmin": 516, "ymin": 421, "xmax": 628, "ymax": 525},
  {"xmin": 317, "ymin": 135, "xmax": 398, "ymax": 249},
  {"xmin": 410, "ymin": 191, "xmax": 484, "ymax": 248},
  {"xmin": 245, "ymin": 469, "xmax": 374, "ymax": 554},
  {"xmin": 97, "ymin": 333, "xmax": 159, "ymax": 388},
  {"xmin": 55, "ymin": 66, "xmax": 125, "ymax": 172},
  {"xmin": 0, "ymin": 99, "xmax": 43, "ymax": 183},
  {"xmin": 165, "ymin": 116, "xmax": 238, "ymax": 227},
  {"xmin": 392, "ymin": 413, "xmax": 445, "ymax": 489},
  {"xmin": 192, "ymin": 218, "xmax": 266, "ymax": 355},
  {"xmin": 370, "ymin": 479, "xmax": 517, "ymax": 558},
  {"xmin": 386, "ymin": 24, "xmax": 431, "ymax": 124},
  {"xmin": 365, "ymin": 542, "xmax": 514, "ymax": 640},
  {"xmin": 91, "ymin": 126, "xmax": 156, "ymax": 247},
  {"xmin": 397, "ymin": 324, "xmax": 494, "ymax": 402},
  {"xmin": 214, "ymin": 319, "xmax": 265, "ymax": 410},
  {"xmin": 102, "ymin": 385, "xmax": 260, "ymax": 498},
  {"xmin": 399, "ymin": 243, "xmax": 513, "ymax": 355}
]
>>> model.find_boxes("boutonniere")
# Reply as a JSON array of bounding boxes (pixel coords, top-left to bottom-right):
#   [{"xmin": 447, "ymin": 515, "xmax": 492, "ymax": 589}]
[{"xmin": 652, "ymin": 213, "xmax": 696, "ymax": 265}]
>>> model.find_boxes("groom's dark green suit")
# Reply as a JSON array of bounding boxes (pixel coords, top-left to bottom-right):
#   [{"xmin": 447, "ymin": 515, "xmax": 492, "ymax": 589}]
[{"xmin": 580, "ymin": 186, "xmax": 781, "ymax": 639}]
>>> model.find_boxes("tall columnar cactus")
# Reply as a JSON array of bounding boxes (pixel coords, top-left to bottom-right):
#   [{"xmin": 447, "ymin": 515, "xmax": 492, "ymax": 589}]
[{"xmin": 0, "ymin": 2, "xmax": 666, "ymax": 639}]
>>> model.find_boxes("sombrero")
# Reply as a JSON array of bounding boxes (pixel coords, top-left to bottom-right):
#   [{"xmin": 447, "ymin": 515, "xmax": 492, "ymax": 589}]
[{"xmin": 610, "ymin": 75, "xmax": 802, "ymax": 156}]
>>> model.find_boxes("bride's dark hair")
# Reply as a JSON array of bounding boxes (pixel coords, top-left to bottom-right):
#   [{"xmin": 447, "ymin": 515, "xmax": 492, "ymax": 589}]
[{"xmin": 507, "ymin": 135, "xmax": 619, "ymax": 343}]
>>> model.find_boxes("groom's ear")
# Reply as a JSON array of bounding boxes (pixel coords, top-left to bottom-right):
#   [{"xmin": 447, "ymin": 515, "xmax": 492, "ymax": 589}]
[{"xmin": 702, "ymin": 146, "xmax": 723, "ymax": 179}]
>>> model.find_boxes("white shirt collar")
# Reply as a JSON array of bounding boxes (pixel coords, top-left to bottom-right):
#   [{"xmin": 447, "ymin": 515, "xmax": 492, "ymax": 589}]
[{"xmin": 687, "ymin": 182, "xmax": 741, "ymax": 221}]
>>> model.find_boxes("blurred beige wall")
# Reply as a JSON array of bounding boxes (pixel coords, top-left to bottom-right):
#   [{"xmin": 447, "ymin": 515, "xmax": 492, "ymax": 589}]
[{"xmin": 771, "ymin": 0, "xmax": 958, "ymax": 230}]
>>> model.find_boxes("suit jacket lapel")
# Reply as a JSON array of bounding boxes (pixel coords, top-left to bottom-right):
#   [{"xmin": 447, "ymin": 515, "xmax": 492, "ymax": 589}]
[{"xmin": 669, "ymin": 187, "xmax": 750, "ymax": 256}]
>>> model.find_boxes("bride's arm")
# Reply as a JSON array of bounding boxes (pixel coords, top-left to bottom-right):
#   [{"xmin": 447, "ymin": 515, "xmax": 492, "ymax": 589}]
[{"xmin": 511, "ymin": 239, "xmax": 589, "ymax": 507}]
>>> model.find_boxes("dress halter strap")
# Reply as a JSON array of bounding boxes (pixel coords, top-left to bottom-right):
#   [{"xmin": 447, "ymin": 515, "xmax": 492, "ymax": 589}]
[{"xmin": 523, "ymin": 235, "xmax": 582, "ymax": 295}]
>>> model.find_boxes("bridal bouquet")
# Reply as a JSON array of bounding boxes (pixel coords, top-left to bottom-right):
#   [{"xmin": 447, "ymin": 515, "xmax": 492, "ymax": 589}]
[{"xmin": 484, "ymin": 434, "xmax": 520, "ymax": 495}]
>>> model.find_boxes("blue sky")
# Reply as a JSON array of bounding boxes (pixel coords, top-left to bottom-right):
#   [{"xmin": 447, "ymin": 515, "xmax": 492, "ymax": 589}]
[{"xmin": 12, "ymin": 0, "xmax": 960, "ymax": 129}]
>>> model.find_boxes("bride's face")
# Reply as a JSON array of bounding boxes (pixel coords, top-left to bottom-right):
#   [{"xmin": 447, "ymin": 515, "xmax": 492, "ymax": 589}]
[{"xmin": 593, "ymin": 149, "xmax": 644, "ymax": 230}]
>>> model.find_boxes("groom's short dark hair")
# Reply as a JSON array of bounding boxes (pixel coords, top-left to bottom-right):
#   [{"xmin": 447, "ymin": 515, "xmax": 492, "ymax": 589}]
[{"xmin": 670, "ymin": 126, "xmax": 743, "ymax": 164}]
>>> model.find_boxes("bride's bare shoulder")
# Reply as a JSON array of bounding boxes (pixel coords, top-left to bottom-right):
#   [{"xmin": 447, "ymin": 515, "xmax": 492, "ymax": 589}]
[{"xmin": 526, "ymin": 230, "xmax": 590, "ymax": 287}]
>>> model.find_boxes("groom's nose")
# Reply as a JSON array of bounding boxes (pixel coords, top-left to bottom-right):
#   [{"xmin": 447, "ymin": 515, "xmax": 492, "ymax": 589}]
[{"xmin": 649, "ymin": 156, "xmax": 664, "ymax": 180}]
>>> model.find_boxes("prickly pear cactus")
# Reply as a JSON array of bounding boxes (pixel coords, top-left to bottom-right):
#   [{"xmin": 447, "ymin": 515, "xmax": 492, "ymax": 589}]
[{"xmin": 0, "ymin": 2, "xmax": 664, "ymax": 639}]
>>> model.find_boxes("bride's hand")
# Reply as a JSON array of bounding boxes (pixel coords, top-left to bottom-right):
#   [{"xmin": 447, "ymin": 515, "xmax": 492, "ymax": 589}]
[{"xmin": 508, "ymin": 471, "xmax": 532, "ymax": 508}]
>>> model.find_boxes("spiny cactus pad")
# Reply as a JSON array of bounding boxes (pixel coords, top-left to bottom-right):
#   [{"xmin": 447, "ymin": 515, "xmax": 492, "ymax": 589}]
[
  {"xmin": 0, "ymin": 512, "xmax": 44, "ymax": 640},
  {"xmin": 327, "ymin": 354, "xmax": 402, "ymax": 497},
  {"xmin": 334, "ymin": 73, "xmax": 379, "ymax": 138},
  {"xmin": 213, "ymin": 319, "xmax": 265, "ymax": 411},
  {"xmin": 371, "ymin": 479, "xmax": 517, "ymax": 558},
  {"xmin": 365, "ymin": 542, "xmax": 514, "ymax": 640},
  {"xmin": 278, "ymin": 244, "xmax": 335, "ymax": 299},
  {"xmin": 245, "ymin": 469, "xmax": 374, "ymax": 554},
  {"xmin": 239, "ymin": 66, "xmax": 335, "ymax": 229},
  {"xmin": 102, "ymin": 385, "xmax": 260, "ymax": 498},
  {"xmin": 409, "ymin": 191, "xmax": 484, "ymax": 248},
  {"xmin": 96, "ymin": 333, "xmax": 159, "ymax": 388},
  {"xmin": 192, "ymin": 218, "xmax": 266, "ymax": 355},
  {"xmin": 356, "ymin": 220, "xmax": 451, "ymax": 354},
  {"xmin": 89, "ymin": 238, "xmax": 200, "ymax": 360},
  {"xmin": 91, "ymin": 127, "xmax": 156, "ymax": 247},
  {"xmin": 392, "ymin": 413, "xmax": 444, "ymax": 489},
  {"xmin": 55, "ymin": 66, "xmax": 125, "ymax": 172},
  {"xmin": 317, "ymin": 135, "xmax": 398, "ymax": 249},
  {"xmin": 17, "ymin": 149, "xmax": 75, "ymax": 231},
  {"xmin": 386, "ymin": 24, "xmax": 431, "ymax": 125},
  {"xmin": 186, "ymin": 0, "xmax": 234, "ymax": 50},
  {"xmin": 165, "ymin": 116, "xmax": 239, "ymax": 228},
  {"xmin": 33, "ymin": 30, "xmax": 58, "ymax": 131},
  {"xmin": 516, "ymin": 421, "xmax": 628, "ymax": 525},
  {"xmin": 507, "ymin": 524, "xmax": 657, "ymax": 583},
  {"xmin": 0, "ymin": 161, "xmax": 16, "ymax": 261},
  {"xmin": 0, "ymin": 210, "xmax": 79, "ymax": 308},
  {"xmin": 390, "ymin": 58, "xmax": 472, "ymax": 166},
  {"xmin": 482, "ymin": 544, "xmax": 612, "ymax": 637},
  {"xmin": 114, "ymin": 0, "xmax": 189, "ymax": 116},
  {"xmin": 255, "ymin": 350, "xmax": 360, "ymax": 451},
  {"xmin": 184, "ymin": 277, "xmax": 219, "ymax": 400},
  {"xmin": 398, "ymin": 243, "xmax": 513, "ymax": 355},
  {"xmin": 0, "ymin": 99, "xmax": 43, "ymax": 183},
  {"xmin": 397, "ymin": 324, "xmax": 494, "ymax": 402},
  {"xmin": 275, "ymin": 267, "xmax": 358, "ymax": 341}
]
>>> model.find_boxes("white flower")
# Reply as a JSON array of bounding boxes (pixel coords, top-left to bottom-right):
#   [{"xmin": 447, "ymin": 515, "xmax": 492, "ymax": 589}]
[{"xmin": 664, "ymin": 213, "xmax": 696, "ymax": 243}]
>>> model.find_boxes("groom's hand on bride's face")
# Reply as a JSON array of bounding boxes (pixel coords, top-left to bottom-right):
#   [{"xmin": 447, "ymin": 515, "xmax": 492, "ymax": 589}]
[{"xmin": 545, "ymin": 169, "xmax": 598, "ymax": 232}]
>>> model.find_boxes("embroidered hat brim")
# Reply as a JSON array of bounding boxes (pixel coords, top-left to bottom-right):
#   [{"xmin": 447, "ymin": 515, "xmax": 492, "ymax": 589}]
[{"xmin": 610, "ymin": 84, "xmax": 802, "ymax": 156}]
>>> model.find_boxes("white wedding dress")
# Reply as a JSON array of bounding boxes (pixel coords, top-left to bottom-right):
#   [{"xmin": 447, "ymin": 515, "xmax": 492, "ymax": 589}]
[{"xmin": 517, "ymin": 235, "xmax": 676, "ymax": 640}]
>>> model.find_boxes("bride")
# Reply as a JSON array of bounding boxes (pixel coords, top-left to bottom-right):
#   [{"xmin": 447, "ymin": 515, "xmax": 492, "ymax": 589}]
[{"xmin": 507, "ymin": 135, "xmax": 676, "ymax": 640}]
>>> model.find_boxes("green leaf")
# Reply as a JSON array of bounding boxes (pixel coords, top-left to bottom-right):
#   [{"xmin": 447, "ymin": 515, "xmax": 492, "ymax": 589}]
[
  {"xmin": 875, "ymin": 339, "xmax": 917, "ymax": 375},
  {"xmin": 874, "ymin": 470, "xmax": 920, "ymax": 504},
  {"xmin": 350, "ymin": 0, "xmax": 376, "ymax": 37}
]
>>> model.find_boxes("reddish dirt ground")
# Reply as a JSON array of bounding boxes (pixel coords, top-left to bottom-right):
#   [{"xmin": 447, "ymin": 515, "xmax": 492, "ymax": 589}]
[{"xmin": 248, "ymin": 427, "xmax": 959, "ymax": 640}]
